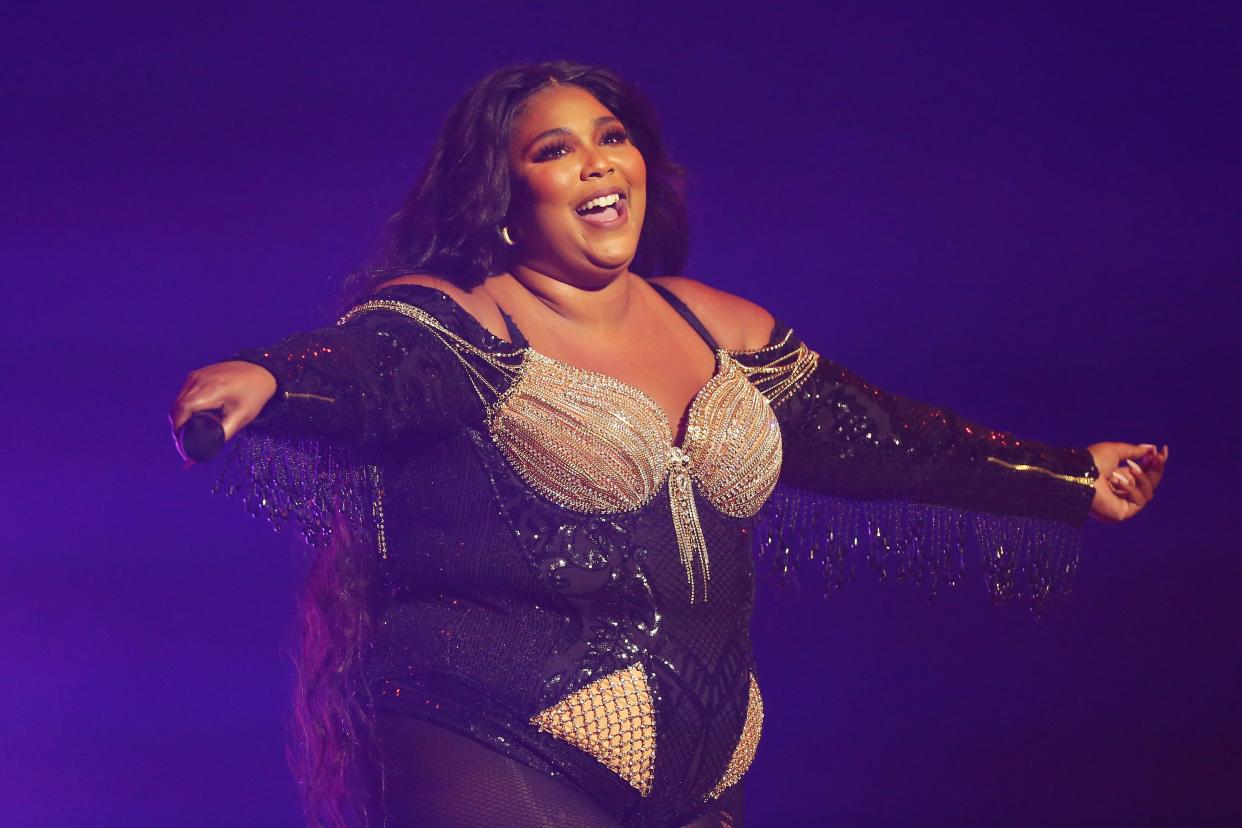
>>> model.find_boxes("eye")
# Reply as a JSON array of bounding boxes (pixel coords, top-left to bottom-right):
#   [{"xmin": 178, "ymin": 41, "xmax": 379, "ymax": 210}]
[
  {"xmin": 533, "ymin": 141, "xmax": 570, "ymax": 163},
  {"xmin": 533, "ymin": 128, "xmax": 629, "ymax": 163}
]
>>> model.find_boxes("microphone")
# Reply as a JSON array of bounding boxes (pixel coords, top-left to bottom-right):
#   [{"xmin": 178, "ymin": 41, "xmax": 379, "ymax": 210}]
[{"xmin": 177, "ymin": 410, "xmax": 226, "ymax": 463}]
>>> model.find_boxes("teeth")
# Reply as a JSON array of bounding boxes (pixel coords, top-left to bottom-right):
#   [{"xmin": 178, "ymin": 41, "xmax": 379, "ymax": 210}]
[{"xmin": 576, "ymin": 192, "xmax": 621, "ymax": 213}]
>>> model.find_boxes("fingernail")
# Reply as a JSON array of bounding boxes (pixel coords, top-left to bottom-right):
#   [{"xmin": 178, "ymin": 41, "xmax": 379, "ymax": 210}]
[
  {"xmin": 1110, "ymin": 471, "xmax": 1133, "ymax": 486},
  {"xmin": 1139, "ymin": 443, "xmax": 1158, "ymax": 452},
  {"xmin": 1126, "ymin": 459, "xmax": 1143, "ymax": 473}
]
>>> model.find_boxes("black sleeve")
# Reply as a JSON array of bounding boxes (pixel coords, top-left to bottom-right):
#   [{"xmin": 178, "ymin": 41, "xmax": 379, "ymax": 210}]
[
  {"xmin": 734, "ymin": 323, "xmax": 1098, "ymax": 526},
  {"xmin": 229, "ymin": 290, "xmax": 481, "ymax": 448},
  {"xmin": 211, "ymin": 287, "xmax": 496, "ymax": 548}
]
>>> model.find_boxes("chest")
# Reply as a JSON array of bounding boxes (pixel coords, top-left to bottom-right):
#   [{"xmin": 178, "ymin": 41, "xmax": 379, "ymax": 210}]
[
  {"xmin": 514, "ymin": 326, "xmax": 719, "ymax": 446},
  {"xmin": 489, "ymin": 348, "xmax": 782, "ymax": 517}
]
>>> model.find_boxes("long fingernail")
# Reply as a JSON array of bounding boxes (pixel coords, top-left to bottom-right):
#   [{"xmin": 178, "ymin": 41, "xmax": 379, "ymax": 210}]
[
  {"xmin": 1126, "ymin": 459, "xmax": 1143, "ymax": 474},
  {"xmin": 1110, "ymin": 471, "xmax": 1132, "ymax": 486}
]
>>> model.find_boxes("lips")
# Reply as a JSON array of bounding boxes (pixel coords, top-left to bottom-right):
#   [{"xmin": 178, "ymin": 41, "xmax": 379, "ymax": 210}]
[
  {"xmin": 573, "ymin": 188, "xmax": 628, "ymax": 228},
  {"xmin": 578, "ymin": 198, "xmax": 627, "ymax": 227},
  {"xmin": 573, "ymin": 186, "xmax": 626, "ymax": 213}
]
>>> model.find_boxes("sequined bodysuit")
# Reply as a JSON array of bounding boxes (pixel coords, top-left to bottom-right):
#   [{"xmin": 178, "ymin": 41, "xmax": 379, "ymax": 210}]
[{"xmin": 223, "ymin": 283, "xmax": 1099, "ymax": 827}]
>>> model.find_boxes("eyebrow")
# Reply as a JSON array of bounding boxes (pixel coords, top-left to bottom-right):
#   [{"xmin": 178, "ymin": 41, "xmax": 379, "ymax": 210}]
[{"xmin": 524, "ymin": 116, "xmax": 622, "ymax": 153}]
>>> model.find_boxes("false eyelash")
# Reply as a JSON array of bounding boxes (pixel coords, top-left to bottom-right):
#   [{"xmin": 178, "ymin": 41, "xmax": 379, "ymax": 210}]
[{"xmin": 534, "ymin": 128, "xmax": 630, "ymax": 162}]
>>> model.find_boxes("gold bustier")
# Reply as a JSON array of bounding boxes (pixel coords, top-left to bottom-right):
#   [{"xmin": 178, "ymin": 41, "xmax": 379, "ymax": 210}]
[{"xmin": 490, "ymin": 349, "xmax": 783, "ymax": 603}]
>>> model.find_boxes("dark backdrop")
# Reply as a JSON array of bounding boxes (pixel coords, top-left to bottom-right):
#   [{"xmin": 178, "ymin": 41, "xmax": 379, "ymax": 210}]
[{"xmin": 3, "ymin": 3, "xmax": 1237, "ymax": 826}]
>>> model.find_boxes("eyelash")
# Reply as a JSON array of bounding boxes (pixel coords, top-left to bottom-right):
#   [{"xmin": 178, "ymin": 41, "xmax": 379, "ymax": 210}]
[{"xmin": 533, "ymin": 128, "xmax": 629, "ymax": 162}]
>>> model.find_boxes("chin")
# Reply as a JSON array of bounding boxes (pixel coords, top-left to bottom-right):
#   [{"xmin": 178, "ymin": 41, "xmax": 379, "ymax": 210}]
[{"xmin": 583, "ymin": 248, "xmax": 637, "ymax": 272}]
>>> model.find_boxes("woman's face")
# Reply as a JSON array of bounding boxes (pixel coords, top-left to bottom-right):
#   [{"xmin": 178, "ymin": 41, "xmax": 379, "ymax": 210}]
[{"xmin": 506, "ymin": 83, "xmax": 647, "ymax": 283}]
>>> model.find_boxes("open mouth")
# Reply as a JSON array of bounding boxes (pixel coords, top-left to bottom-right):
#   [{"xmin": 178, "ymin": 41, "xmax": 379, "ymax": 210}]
[{"xmin": 574, "ymin": 191, "xmax": 627, "ymax": 227}]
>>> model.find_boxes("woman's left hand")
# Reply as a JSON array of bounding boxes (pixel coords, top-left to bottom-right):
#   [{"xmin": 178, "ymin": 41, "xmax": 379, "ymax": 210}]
[{"xmin": 1086, "ymin": 442, "xmax": 1169, "ymax": 523}]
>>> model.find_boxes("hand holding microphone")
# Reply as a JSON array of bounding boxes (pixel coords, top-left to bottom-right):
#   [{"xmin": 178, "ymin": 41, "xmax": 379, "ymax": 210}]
[{"xmin": 169, "ymin": 361, "xmax": 278, "ymax": 463}]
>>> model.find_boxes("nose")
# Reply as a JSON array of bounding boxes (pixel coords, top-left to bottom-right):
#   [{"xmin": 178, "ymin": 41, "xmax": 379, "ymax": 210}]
[{"xmin": 580, "ymin": 143, "xmax": 613, "ymax": 179}]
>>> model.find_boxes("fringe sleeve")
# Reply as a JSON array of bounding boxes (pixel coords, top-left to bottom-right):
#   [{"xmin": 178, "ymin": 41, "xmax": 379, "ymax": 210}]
[
  {"xmin": 212, "ymin": 432, "xmax": 385, "ymax": 551},
  {"xmin": 208, "ymin": 286, "xmax": 503, "ymax": 550},
  {"xmin": 732, "ymin": 323, "xmax": 1099, "ymax": 612}
]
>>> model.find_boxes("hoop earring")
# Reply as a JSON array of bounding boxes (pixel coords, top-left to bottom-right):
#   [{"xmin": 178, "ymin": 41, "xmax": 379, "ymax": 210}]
[{"xmin": 499, "ymin": 225, "xmax": 516, "ymax": 247}]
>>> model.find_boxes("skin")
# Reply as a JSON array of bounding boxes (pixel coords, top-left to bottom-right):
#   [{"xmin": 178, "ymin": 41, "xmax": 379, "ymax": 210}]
[{"xmin": 169, "ymin": 82, "xmax": 1167, "ymax": 523}]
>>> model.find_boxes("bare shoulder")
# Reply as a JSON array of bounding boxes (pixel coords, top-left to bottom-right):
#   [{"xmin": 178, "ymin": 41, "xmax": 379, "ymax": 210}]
[
  {"xmin": 372, "ymin": 274, "xmax": 510, "ymax": 341},
  {"xmin": 374, "ymin": 273, "xmax": 471, "ymax": 304},
  {"xmin": 648, "ymin": 276, "xmax": 777, "ymax": 351}
]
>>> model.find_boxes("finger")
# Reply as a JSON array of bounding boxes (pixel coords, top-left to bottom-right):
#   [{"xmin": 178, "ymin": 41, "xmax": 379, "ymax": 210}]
[
  {"xmin": 218, "ymin": 399, "xmax": 263, "ymax": 444},
  {"xmin": 1124, "ymin": 459, "xmax": 1155, "ymax": 501},
  {"xmin": 170, "ymin": 378, "xmax": 231, "ymax": 433},
  {"xmin": 170, "ymin": 390, "xmax": 214, "ymax": 432},
  {"xmin": 219, "ymin": 405, "xmax": 244, "ymax": 443},
  {"xmin": 1134, "ymin": 443, "xmax": 1168, "ymax": 488},
  {"xmin": 169, "ymin": 375, "xmax": 211, "ymax": 431},
  {"xmin": 1093, "ymin": 478, "xmax": 1130, "ymax": 523},
  {"xmin": 1145, "ymin": 447, "xmax": 1168, "ymax": 488},
  {"xmin": 169, "ymin": 398, "xmax": 194, "ymax": 432},
  {"xmin": 1108, "ymin": 469, "xmax": 1148, "ymax": 511}
]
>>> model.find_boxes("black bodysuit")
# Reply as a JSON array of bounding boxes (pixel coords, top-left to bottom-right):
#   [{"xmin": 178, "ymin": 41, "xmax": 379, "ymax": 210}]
[{"xmin": 219, "ymin": 283, "xmax": 1099, "ymax": 827}]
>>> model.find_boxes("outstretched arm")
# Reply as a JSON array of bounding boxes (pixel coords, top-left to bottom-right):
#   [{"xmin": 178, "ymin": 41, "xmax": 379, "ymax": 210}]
[
  {"xmin": 736, "ymin": 324, "xmax": 1168, "ymax": 526},
  {"xmin": 655, "ymin": 276, "xmax": 1169, "ymax": 606},
  {"xmin": 169, "ymin": 286, "xmax": 478, "ymax": 453}
]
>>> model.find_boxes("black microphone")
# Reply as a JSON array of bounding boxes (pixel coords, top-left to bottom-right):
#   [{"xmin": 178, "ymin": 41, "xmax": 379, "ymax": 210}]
[{"xmin": 177, "ymin": 410, "xmax": 226, "ymax": 463}]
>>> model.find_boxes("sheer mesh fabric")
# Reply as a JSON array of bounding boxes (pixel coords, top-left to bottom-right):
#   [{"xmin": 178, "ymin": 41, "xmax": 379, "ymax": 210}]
[{"xmin": 372, "ymin": 712, "xmax": 744, "ymax": 828}]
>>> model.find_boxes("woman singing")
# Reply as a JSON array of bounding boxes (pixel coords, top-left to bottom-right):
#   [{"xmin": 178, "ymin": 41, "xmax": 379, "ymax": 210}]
[{"xmin": 169, "ymin": 61, "xmax": 1167, "ymax": 828}]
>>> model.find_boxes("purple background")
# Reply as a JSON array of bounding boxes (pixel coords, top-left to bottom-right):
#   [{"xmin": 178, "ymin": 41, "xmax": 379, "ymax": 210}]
[{"xmin": 4, "ymin": 4, "xmax": 1238, "ymax": 826}]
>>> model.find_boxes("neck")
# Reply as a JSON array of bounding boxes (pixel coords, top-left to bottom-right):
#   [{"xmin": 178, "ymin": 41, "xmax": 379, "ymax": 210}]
[{"xmin": 501, "ymin": 264, "xmax": 636, "ymax": 331}]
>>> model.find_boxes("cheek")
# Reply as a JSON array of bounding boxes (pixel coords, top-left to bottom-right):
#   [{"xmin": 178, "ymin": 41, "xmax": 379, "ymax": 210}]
[
  {"xmin": 620, "ymin": 146, "xmax": 648, "ymax": 188},
  {"xmin": 522, "ymin": 169, "xmax": 576, "ymax": 222},
  {"xmin": 622, "ymin": 153, "xmax": 648, "ymax": 217}
]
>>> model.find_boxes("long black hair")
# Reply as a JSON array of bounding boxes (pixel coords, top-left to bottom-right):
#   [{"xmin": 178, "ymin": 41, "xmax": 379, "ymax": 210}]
[
  {"xmin": 297, "ymin": 61, "xmax": 689, "ymax": 828},
  {"xmin": 338, "ymin": 60, "xmax": 689, "ymax": 307}
]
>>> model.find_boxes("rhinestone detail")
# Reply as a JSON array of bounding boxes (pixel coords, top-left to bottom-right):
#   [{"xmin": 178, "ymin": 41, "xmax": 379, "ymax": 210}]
[
  {"xmin": 530, "ymin": 662, "xmax": 657, "ymax": 796},
  {"xmin": 706, "ymin": 672, "xmax": 764, "ymax": 800}
]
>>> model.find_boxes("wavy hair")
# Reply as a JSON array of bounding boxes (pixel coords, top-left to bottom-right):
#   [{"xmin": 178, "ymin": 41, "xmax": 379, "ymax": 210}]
[
  {"xmin": 296, "ymin": 61, "xmax": 690, "ymax": 827},
  {"xmin": 339, "ymin": 59, "xmax": 689, "ymax": 307}
]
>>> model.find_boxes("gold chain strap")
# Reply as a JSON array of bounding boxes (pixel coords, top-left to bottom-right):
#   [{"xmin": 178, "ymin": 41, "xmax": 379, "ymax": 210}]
[{"xmin": 338, "ymin": 298, "xmax": 525, "ymax": 410}]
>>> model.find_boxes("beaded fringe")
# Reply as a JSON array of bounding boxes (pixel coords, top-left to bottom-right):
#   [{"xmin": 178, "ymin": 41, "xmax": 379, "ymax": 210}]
[
  {"xmin": 211, "ymin": 437, "xmax": 1081, "ymax": 613},
  {"xmin": 754, "ymin": 484, "xmax": 1082, "ymax": 614},
  {"xmin": 211, "ymin": 432, "xmax": 381, "ymax": 549}
]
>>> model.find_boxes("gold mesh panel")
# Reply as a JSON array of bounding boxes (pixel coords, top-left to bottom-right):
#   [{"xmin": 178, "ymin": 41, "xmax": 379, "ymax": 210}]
[
  {"xmin": 490, "ymin": 351, "xmax": 670, "ymax": 513},
  {"xmin": 683, "ymin": 357, "xmax": 783, "ymax": 520},
  {"xmin": 706, "ymin": 672, "xmax": 764, "ymax": 801},
  {"xmin": 530, "ymin": 662, "xmax": 657, "ymax": 796}
]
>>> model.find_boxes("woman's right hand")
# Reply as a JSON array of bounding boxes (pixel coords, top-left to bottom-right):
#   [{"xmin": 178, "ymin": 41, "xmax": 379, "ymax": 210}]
[{"xmin": 169, "ymin": 360, "xmax": 279, "ymax": 454}]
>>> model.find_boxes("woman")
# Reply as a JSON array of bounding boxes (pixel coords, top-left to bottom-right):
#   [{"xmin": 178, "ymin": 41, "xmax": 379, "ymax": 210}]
[{"xmin": 169, "ymin": 61, "xmax": 1167, "ymax": 828}]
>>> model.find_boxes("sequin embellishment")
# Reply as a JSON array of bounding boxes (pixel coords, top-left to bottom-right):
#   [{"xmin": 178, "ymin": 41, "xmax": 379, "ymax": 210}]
[
  {"xmin": 705, "ymin": 672, "xmax": 764, "ymax": 801},
  {"xmin": 530, "ymin": 662, "xmax": 657, "ymax": 796}
]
